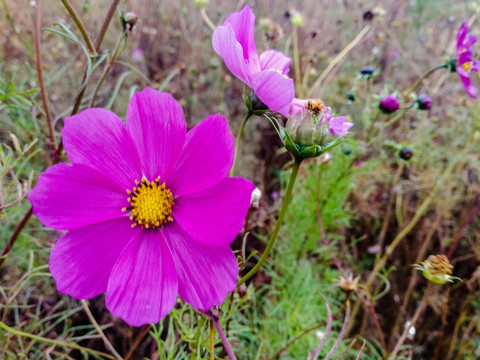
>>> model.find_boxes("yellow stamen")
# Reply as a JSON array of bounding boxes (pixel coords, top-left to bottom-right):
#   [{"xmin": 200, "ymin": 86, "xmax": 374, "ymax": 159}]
[
  {"xmin": 463, "ymin": 62, "xmax": 472, "ymax": 72},
  {"xmin": 123, "ymin": 177, "xmax": 174, "ymax": 229}
]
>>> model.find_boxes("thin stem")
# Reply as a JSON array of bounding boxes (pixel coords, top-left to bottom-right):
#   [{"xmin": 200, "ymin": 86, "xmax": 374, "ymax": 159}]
[
  {"xmin": 403, "ymin": 65, "xmax": 447, "ymax": 99},
  {"xmin": 229, "ymin": 111, "xmax": 253, "ymax": 177},
  {"xmin": 90, "ymin": 31, "xmax": 127, "ymax": 106},
  {"xmin": 0, "ymin": 207, "xmax": 33, "ymax": 269},
  {"xmin": 80, "ymin": 300, "xmax": 122, "ymax": 360},
  {"xmin": 447, "ymin": 199, "xmax": 480, "ymax": 259},
  {"xmin": 0, "ymin": 320, "xmax": 115, "ymax": 359},
  {"xmin": 94, "ymin": 0, "xmax": 121, "ymax": 51},
  {"xmin": 206, "ymin": 312, "xmax": 237, "ymax": 360},
  {"xmin": 60, "ymin": 0, "xmax": 96, "ymax": 54},
  {"xmin": 377, "ymin": 162, "xmax": 405, "ymax": 259},
  {"xmin": 237, "ymin": 158, "xmax": 302, "ymax": 286},
  {"xmin": 307, "ymin": 25, "xmax": 370, "ymax": 97},
  {"xmin": 200, "ymin": 8, "xmax": 216, "ymax": 32},
  {"xmin": 34, "ymin": 0, "xmax": 56, "ymax": 155},
  {"xmin": 124, "ymin": 325, "xmax": 152, "ymax": 360},
  {"xmin": 389, "ymin": 286, "xmax": 431, "ymax": 359},
  {"xmin": 292, "ymin": 26, "xmax": 303, "ymax": 97},
  {"xmin": 271, "ymin": 301, "xmax": 347, "ymax": 360}
]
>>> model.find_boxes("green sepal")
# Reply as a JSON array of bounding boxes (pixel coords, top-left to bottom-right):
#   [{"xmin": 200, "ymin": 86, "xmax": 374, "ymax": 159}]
[{"xmin": 267, "ymin": 115, "xmax": 344, "ymax": 160}]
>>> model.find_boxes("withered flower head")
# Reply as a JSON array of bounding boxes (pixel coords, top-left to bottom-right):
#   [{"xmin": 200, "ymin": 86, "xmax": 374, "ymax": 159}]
[
  {"xmin": 415, "ymin": 254, "xmax": 460, "ymax": 284},
  {"xmin": 337, "ymin": 273, "xmax": 360, "ymax": 293}
]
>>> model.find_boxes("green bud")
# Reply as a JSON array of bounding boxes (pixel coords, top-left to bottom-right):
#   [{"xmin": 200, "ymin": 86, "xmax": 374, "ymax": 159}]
[
  {"xmin": 414, "ymin": 254, "xmax": 461, "ymax": 285},
  {"xmin": 290, "ymin": 12, "xmax": 304, "ymax": 27},
  {"xmin": 194, "ymin": 0, "xmax": 209, "ymax": 8}
]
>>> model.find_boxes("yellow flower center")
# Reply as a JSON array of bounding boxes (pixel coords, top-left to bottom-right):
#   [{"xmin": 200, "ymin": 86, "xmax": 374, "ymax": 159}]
[
  {"xmin": 122, "ymin": 177, "xmax": 174, "ymax": 229},
  {"xmin": 463, "ymin": 62, "xmax": 472, "ymax": 72}
]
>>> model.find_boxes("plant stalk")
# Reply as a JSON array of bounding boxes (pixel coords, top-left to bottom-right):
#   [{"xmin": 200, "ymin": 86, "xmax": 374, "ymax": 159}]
[
  {"xmin": 237, "ymin": 158, "xmax": 302, "ymax": 286},
  {"xmin": 229, "ymin": 111, "xmax": 253, "ymax": 176}
]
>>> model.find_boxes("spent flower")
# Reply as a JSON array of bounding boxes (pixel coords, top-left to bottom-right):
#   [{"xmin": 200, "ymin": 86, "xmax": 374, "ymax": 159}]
[
  {"xmin": 212, "ymin": 6, "xmax": 294, "ymax": 117},
  {"xmin": 28, "ymin": 88, "xmax": 254, "ymax": 326},
  {"xmin": 414, "ymin": 254, "xmax": 460, "ymax": 285}
]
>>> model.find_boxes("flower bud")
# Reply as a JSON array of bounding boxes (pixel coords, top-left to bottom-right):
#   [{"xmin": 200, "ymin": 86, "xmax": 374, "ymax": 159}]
[
  {"xmin": 290, "ymin": 11, "xmax": 304, "ymax": 27},
  {"xmin": 416, "ymin": 94, "xmax": 434, "ymax": 110},
  {"xmin": 347, "ymin": 91, "xmax": 355, "ymax": 102},
  {"xmin": 379, "ymin": 94, "xmax": 399, "ymax": 114},
  {"xmin": 194, "ymin": 0, "xmax": 209, "ymax": 8},
  {"xmin": 360, "ymin": 65, "xmax": 375, "ymax": 77},
  {"xmin": 415, "ymin": 254, "xmax": 460, "ymax": 284},
  {"xmin": 399, "ymin": 147, "xmax": 413, "ymax": 160}
]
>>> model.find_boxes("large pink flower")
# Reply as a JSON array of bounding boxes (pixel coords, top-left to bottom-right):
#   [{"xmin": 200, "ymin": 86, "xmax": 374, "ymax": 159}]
[
  {"xmin": 456, "ymin": 21, "xmax": 480, "ymax": 98},
  {"xmin": 212, "ymin": 6, "xmax": 295, "ymax": 117},
  {"xmin": 28, "ymin": 88, "xmax": 254, "ymax": 326}
]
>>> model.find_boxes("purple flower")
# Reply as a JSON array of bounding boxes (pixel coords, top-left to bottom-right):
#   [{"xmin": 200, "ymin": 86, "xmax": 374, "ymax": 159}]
[
  {"xmin": 417, "ymin": 94, "xmax": 434, "ymax": 110},
  {"xmin": 212, "ymin": 6, "xmax": 294, "ymax": 117},
  {"xmin": 379, "ymin": 94, "xmax": 399, "ymax": 114},
  {"xmin": 456, "ymin": 21, "xmax": 480, "ymax": 99},
  {"xmin": 28, "ymin": 88, "xmax": 254, "ymax": 326},
  {"xmin": 323, "ymin": 110, "xmax": 354, "ymax": 136}
]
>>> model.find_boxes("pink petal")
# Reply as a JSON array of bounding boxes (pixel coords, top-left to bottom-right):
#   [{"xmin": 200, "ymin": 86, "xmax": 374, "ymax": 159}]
[
  {"xmin": 251, "ymin": 69, "xmax": 295, "ymax": 117},
  {"xmin": 28, "ymin": 163, "xmax": 127, "ymax": 230},
  {"xmin": 49, "ymin": 217, "xmax": 139, "ymax": 299},
  {"xmin": 329, "ymin": 116, "xmax": 354, "ymax": 136},
  {"xmin": 289, "ymin": 98, "xmax": 308, "ymax": 115},
  {"xmin": 62, "ymin": 108, "xmax": 142, "ymax": 190},
  {"xmin": 167, "ymin": 115, "xmax": 234, "ymax": 196},
  {"xmin": 212, "ymin": 24, "xmax": 255, "ymax": 86},
  {"xmin": 172, "ymin": 177, "xmax": 254, "ymax": 247},
  {"xmin": 126, "ymin": 88, "xmax": 186, "ymax": 181},
  {"xmin": 260, "ymin": 49, "xmax": 291, "ymax": 75},
  {"xmin": 457, "ymin": 22, "xmax": 468, "ymax": 51},
  {"xmin": 163, "ymin": 222, "xmax": 238, "ymax": 311},
  {"xmin": 223, "ymin": 6, "xmax": 260, "ymax": 72},
  {"xmin": 106, "ymin": 230, "xmax": 178, "ymax": 327},
  {"xmin": 457, "ymin": 71, "xmax": 478, "ymax": 99}
]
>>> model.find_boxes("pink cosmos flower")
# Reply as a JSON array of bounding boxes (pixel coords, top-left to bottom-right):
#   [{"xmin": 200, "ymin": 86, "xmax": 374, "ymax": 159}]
[
  {"xmin": 212, "ymin": 6, "xmax": 294, "ymax": 117},
  {"xmin": 456, "ymin": 21, "xmax": 480, "ymax": 99},
  {"xmin": 28, "ymin": 88, "xmax": 254, "ymax": 327}
]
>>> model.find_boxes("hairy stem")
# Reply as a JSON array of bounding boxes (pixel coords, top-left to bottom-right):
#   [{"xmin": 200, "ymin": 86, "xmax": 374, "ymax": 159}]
[{"xmin": 237, "ymin": 158, "xmax": 302, "ymax": 286}]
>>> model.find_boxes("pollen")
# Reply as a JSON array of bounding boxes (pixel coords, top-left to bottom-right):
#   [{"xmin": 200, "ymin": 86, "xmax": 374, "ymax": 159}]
[{"xmin": 122, "ymin": 177, "xmax": 174, "ymax": 229}]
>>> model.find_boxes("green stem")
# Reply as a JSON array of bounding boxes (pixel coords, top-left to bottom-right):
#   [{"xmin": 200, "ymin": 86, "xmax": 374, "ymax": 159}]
[
  {"xmin": 59, "ymin": 0, "xmax": 96, "ymax": 54},
  {"xmin": 237, "ymin": 158, "xmax": 302, "ymax": 286},
  {"xmin": 403, "ymin": 64, "xmax": 447, "ymax": 99},
  {"xmin": 0, "ymin": 321, "xmax": 115, "ymax": 359},
  {"xmin": 229, "ymin": 111, "xmax": 253, "ymax": 177}
]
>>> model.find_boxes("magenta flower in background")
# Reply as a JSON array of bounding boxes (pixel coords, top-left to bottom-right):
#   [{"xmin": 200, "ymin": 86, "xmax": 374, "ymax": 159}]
[
  {"xmin": 212, "ymin": 6, "xmax": 295, "ymax": 117},
  {"xmin": 455, "ymin": 21, "xmax": 480, "ymax": 99},
  {"xmin": 28, "ymin": 88, "xmax": 254, "ymax": 327},
  {"xmin": 379, "ymin": 94, "xmax": 399, "ymax": 114}
]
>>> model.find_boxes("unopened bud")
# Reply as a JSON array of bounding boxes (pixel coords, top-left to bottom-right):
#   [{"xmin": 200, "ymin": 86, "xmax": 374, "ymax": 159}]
[
  {"xmin": 399, "ymin": 147, "xmax": 413, "ymax": 160},
  {"xmin": 290, "ymin": 11, "xmax": 304, "ymax": 27},
  {"xmin": 416, "ymin": 94, "xmax": 434, "ymax": 110},
  {"xmin": 379, "ymin": 94, "xmax": 399, "ymax": 114},
  {"xmin": 250, "ymin": 188, "xmax": 262, "ymax": 209}
]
